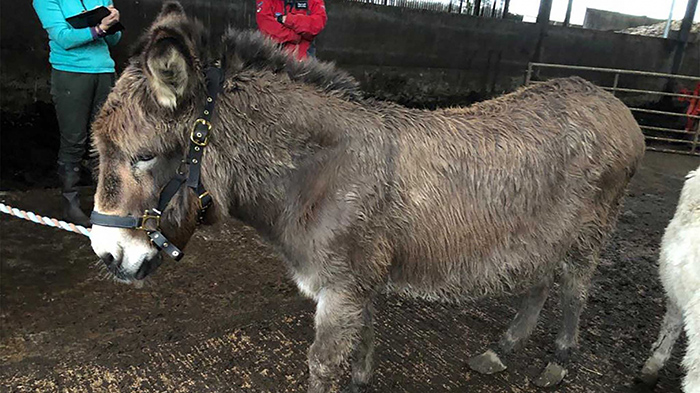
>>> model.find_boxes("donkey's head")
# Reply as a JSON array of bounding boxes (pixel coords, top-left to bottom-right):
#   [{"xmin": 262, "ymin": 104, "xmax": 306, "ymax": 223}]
[{"xmin": 90, "ymin": 1, "xmax": 213, "ymax": 282}]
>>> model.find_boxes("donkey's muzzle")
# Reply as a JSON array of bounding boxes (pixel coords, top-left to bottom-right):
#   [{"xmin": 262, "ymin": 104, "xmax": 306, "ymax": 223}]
[
  {"xmin": 99, "ymin": 252, "xmax": 130, "ymax": 281},
  {"xmin": 100, "ymin": 252, "xmax": 116, "ymax": 268},
  {"xmin": 97, "ymin": 249, "xmax": 162, "ymax": 281}
]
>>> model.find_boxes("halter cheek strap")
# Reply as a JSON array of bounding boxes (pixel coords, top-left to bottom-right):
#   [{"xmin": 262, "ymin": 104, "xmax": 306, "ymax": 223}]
[{"xmin": 90, "ymin": 66, "xmax": 224, "ymax": 261}]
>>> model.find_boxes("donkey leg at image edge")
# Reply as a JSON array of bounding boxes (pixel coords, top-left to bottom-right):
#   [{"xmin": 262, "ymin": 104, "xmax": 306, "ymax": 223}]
[
  {"xmin": 638, "ymin": 299, "xmax": 683, "ymax": 386},
  {"xmin": 682, "ymin": 293, "xmax": 700, "ymax": 393},
  {"xmin": 308, "ymin": 288, "xmax": 371, "ymax": 393},
  {"xmin": 468, "ymin": 278, "xmax": 552, "ymax": 375}
]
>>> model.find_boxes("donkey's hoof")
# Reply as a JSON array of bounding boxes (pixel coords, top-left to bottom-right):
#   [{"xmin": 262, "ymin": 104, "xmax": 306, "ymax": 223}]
[
  {"xmin": 631, "ymin": 379, "xmax": 657, "ymax": 393},
  {"xmin": 636, "ymin": 363, "xmax": 660, "ymax": 387},
  {"xmin": 634, "ymin": 373, "xmax": 658, "ymax": 387},
  {"xmin": 342, "ymin": 382, "xmax": 368, "ymax": 393},
  {"xmin": 468, "ymin": 349, "xmax": 507, "ymax": 375},
  {"xmin": 534, "ymin": 362, "xmax": 567, "ymax": 388},
  {"xmin": 633, "ymin": 371, "xmax": 659, "ymax": 388}
]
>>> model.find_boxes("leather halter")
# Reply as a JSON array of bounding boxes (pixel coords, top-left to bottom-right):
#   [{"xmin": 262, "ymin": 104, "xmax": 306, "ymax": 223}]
[{"xmin": 90, "ymin": 66, "xmax": 224, "ymax": 261}]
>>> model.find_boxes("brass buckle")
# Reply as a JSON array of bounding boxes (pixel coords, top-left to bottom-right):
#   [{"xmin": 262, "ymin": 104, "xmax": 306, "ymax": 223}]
[
  {"xmin": 137, "ymin": 210, "xmax": 161, "ymax": 231},
  {"xmin": 190, "ymin": 119, "xmax": 212, "ymax": 147},
  {"xmin": 198, "ymin": 191, "xmax": 211, "ymax": 209}
]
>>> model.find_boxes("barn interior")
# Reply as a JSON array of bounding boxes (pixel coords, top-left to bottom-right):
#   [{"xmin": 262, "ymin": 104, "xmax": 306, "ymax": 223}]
[{"xmin": 2, "ymin": 0, "xmax": 700, "ymax": 392}]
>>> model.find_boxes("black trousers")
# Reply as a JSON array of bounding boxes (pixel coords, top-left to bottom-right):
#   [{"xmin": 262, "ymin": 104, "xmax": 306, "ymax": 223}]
[{"xmin": 50, "ymin": 69, "xmax": 114, "ymax": 165}]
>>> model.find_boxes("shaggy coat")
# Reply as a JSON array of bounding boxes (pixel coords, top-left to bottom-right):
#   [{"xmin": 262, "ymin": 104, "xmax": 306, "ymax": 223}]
[
  {"xmin": 89, "ymin": 3, "xmax": 645, "ymax": 392},
  {"xmin": 640, "ymin": 166, "xmax": 700, "ymax": 393}
]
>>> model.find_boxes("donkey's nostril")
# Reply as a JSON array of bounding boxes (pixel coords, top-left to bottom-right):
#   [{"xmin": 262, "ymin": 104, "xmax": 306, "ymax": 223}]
[{"xmin": 101, "ymin": 253, "xmax": 116, "ymax": 267}]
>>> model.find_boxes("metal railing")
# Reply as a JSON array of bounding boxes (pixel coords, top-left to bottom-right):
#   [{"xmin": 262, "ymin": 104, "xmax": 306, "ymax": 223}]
[{"xmin": 526, "ymin": 62, "xmax": 700, "ymax": 156}]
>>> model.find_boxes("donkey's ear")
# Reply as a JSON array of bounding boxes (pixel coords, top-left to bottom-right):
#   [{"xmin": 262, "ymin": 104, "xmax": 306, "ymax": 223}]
[
  {"xmin": 158, "ymin": 1, "xmax": 185, "ymax": 19},
  {"xmin": 145, "ymin": 30, "xmax": 192, "ymax": 109}
]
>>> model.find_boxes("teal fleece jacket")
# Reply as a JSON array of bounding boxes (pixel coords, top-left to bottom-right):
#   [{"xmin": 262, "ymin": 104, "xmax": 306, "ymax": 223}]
[{"xmin": 33, "ymin": 0, "xmax": 122, "ymax": 73}]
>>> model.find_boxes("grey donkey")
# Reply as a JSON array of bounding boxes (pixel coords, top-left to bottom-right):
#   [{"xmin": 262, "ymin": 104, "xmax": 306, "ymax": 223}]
[{"xmin": 88, "ymin": 2, "xmax": 646, "ymax": 392}]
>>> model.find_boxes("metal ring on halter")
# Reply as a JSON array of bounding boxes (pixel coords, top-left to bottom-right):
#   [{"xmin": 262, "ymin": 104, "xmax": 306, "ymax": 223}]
[
  {"xmin": 190, "ymin": 119, "xmax": 212, "ymax": 146},
  {"xmin": 135, "ymin": 210, "xmax": 162, "ymax": 231}
]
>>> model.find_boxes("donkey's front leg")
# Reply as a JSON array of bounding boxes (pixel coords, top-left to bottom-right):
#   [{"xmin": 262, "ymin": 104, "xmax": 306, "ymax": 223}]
[
  {"xmin": 308, "ymin": 288, "xmax": 367, "ymax": 393},
  {"xmin": 347, "ymin": 301, "xmax": 375, "ymax": 393}
]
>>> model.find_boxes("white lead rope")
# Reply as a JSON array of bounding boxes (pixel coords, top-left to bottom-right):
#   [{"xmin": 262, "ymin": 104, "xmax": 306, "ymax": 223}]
[{"xmin": 0, "ymin": 203, "xmax": 91, "ymax": 237}]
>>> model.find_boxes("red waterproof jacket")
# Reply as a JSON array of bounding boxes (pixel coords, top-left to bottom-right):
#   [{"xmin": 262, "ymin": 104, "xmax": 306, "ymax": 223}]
[{"xmin": 256, "ymin": 0, "xmax": 327, "ymax": 60}]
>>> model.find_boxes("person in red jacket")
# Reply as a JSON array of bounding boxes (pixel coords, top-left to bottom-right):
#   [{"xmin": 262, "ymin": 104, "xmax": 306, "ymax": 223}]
[{"xmin": 256, "ymin": 0, "xmax": 327, "ymax": 60}]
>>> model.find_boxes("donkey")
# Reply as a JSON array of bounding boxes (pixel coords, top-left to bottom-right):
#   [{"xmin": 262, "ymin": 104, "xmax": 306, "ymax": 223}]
[
  {"xmin": 89, "ymin": 2, "xmax": 645, "ymax": 392},
  {"xmin": 638, "ymin": 166, "xmax": 700, "ymax": 392}
]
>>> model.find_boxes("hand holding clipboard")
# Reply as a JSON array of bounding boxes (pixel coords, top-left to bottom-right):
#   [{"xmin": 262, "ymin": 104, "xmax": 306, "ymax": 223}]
[{"xmin": 66, "ymin": 5, "xmax": 124, "ymax": 35}]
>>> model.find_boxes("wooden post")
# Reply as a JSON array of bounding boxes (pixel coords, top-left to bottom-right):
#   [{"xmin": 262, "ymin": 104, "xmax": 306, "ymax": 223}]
[
  {"xmin": 536, "ymin": 0, "xmax": 553, "ymax": 26},
  {"xmin": 671, "ymin": 0, "xmax": 699, "ymax": 75},
  {"xmin": 563, "ymin": 0, "xmax": 573, "ymax": 27},
  {"xmin": 664, "ymin": 0, "xmax": 699, "ymax": 97},
  {"xmin": 525, "ymin": 63, "xmax": 533, "ymax": 85},
  {"xmin": 532, "ymin": 0, "xmax": 553, "ymax": 63}
]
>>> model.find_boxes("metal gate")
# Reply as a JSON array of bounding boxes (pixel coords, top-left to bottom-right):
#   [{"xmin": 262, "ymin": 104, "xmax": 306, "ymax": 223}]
[{"xmin": 526, "ymin": 62, "xmax": 700, "ymax": 157}]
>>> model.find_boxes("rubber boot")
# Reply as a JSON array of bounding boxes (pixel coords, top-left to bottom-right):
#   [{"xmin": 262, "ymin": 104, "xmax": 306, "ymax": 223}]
[{"xmin": 59, "ymin": 163, "xmax": 91, "ymax": 227}]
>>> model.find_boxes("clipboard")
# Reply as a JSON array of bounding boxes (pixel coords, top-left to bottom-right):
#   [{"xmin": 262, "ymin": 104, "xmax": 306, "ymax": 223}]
[{"xmin": 66, "ymin": 6, "xmax": 124, "ymax": 35}]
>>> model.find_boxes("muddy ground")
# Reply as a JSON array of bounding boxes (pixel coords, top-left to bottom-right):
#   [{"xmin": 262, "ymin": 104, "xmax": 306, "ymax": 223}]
[{"xmin": 1, "ymin": 150, "xmax": 699, "ymax": 393}]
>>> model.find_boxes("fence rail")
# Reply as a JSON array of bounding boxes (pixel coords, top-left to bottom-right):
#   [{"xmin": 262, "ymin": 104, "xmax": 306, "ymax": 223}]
[{"xmin": 526, "ymin": 62, "xmax": 700, "ymax": 157}]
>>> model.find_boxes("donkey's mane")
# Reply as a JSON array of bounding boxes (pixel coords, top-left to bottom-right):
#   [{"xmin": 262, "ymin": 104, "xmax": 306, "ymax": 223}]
[{"xmin": 221, "ymin": 29, "xmax": 363, "ymax": 101}]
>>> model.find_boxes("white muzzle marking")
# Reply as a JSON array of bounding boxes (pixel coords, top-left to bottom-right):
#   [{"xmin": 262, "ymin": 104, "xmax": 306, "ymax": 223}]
[{"xmin": 90, "ymin": 224, "xmax": 159, "ymax": 276}]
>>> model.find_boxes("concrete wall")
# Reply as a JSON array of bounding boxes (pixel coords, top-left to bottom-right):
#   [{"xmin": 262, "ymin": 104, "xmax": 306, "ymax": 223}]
[
  {"xmin": 2, "ymin": 0, "xmax": 698, "ymax": 112},
  {"xmin": 583, "ymin": 8, "xmax": 665, "ymax": 31}
]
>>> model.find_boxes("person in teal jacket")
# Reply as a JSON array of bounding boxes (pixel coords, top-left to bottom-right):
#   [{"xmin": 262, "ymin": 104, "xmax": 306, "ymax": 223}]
[{"xmin": 33, "ymin": 0, "xmax": 122, "ymax": 226}]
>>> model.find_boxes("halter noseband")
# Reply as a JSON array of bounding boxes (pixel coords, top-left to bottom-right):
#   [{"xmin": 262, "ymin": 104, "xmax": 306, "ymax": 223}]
[{"xmin": 90, "ymin": 66, "xmax": 224, "ymax": 261}]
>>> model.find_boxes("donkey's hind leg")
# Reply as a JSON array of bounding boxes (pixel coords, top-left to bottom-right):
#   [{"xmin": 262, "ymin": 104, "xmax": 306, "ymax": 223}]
[
  {"xmin": 534, "ymin": 257, "xmax": 595, "ymax": 388},
  {"xmin": 638, "ymin": 298, "xmax": 683, "ymax": 386},
  {"xmin": 468, "ymin": 278, "xmax": 551, "ymax": 375},
  {"xmin": 499, "ymin": 279, "xmax": 552, "ymax": 353}
]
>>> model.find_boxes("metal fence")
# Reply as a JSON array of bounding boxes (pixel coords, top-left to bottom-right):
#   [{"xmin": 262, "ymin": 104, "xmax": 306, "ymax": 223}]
[
  {"xmin": 526, "ymin": 62, "xmax": 700, "ymax": 157},
  {"xmin": 344, "ymin": 0, "xmax": 511, "ymax": 18}
]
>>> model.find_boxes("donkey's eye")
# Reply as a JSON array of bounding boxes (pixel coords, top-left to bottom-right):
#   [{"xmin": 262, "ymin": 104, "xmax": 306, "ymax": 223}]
[
  {"xmin": 136, "ymin": 154, "xmax": 156, "ymax": 162},
  {"xmin": 133, "ymin": 154, "xmax": 157, "ymax": 171}
]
